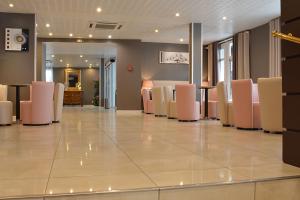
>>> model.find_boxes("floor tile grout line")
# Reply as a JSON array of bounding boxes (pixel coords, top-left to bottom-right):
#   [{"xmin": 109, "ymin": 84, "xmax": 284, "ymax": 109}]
[
  {"xmin": 43, "ymin": 128, "xmax": 63, "ymax": 196},
  {"xmin": 103, "ymin": 131, "xmax": 160, "ymax": 188}
]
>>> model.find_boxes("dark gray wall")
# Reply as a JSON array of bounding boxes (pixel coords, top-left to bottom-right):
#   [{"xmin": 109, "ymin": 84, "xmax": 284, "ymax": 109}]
[
  {"xmin": 37, "ymin": 38, "xmax": 142, "ymax": 110},
  {"xmin": 141, "ymin": 42, "xmax": 189, "ymax": 81},
  {"xmin": 53, "ymin": 68, "xmax": 99, "ymax": 105},
  {"xmin": 0, "ymin": 12, "xmax": 35, "ymax": 113},
  {"xmin": 250, "ymin": 23, "xmax": 270, "ymax": 83},
  {"xmin": 202, "ymin": 47, "xmax": 208, "ymax": 82}
]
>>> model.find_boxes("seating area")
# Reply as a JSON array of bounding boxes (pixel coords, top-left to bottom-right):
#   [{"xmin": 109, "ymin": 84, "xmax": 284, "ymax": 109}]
[
  {"xmin": 142, "ymin": 78, "xmax": 283, "ymax": 133},
  {"xmin": 0, "ymin": 82, "xmax": 64, "ymax": 126}
]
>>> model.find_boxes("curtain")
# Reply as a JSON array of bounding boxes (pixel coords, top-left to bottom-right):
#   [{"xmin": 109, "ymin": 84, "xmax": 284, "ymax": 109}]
[
  {"xmin": 235, "ymin": 31, "xmax": 250, "ymax": 80},
  {"xmin": 269, "ymin": 18, "xmax": 281, "ymax": 77},
  {"xmin": 232, "ymin": 34, "xmax": 238, "ymax": 80},
  {"xmin": 212, "ymin": 42, "xmax": 219, "ymax": 86},
  {"xmin": 207, "ymin": 44, "xmax": 213, "ymax": 85}
]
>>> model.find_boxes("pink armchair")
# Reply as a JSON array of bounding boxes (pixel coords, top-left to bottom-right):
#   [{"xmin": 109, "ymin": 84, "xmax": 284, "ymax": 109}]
[
  {"xmin": 176, "ymin": 84, "xmax": 200, "ymax": 121},
  {"xmin": 142, "ymin": 89, "xmax": 154, "ymax": 114},
  {"xmin": 20, "ymin": 82, "xmax": 54, "ymax": 125},
  {"xmin": 231, "ymin": 79, "xmax": 261, "ymax": 129}
]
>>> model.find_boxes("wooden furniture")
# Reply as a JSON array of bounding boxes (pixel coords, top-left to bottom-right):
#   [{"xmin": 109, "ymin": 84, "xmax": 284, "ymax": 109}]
[
  {"xmin": 64, "ymin": 90, "xmax": 84, "ymax": 106},
  {"xmin": 8, "ymin": 84, "xmax": 30, "ymax": 120},
  {"xmin": 198, "ymin": 86, "xmax": 214, "ymax": 119}
]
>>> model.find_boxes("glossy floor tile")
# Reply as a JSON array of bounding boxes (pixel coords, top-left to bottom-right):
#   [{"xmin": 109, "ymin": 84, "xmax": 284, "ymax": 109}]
[{"xmin": 0, "ymin": 106, "xmax": 299, "ymax": 199}]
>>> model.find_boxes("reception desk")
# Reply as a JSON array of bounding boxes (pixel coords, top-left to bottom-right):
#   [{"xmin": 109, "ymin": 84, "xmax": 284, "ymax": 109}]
[{"xmin": 64, "ymin": 90, "xmax": 84, "ymax": 106}]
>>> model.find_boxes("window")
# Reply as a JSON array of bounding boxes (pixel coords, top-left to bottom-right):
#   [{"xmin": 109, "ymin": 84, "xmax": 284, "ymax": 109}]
[{"xmin": 217, "ymin": 39, "xmax": 233, "ymax": 100}]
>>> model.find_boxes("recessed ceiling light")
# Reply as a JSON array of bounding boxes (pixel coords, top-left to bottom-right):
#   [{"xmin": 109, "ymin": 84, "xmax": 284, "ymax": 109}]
[
  {"xmin": 89, "ymin": 34, "xmax": 93, "ymax": 38},
  {"xmin": 69, "ymin": 33, "xmax": 73, "ymax": 37},
  {"xmin": 175, "ymin": 13, "xmax": 180, "ymax": 17},
  {"xmin": 108, "ymin": 35, "xmax": 112, "ymax": 39},
  {"xmin": 85, "ymin": 60, "xmax": 88, "ymax": 63},
  {"xmin": 49, "ymin": 32, "xmax": 53, "ymax": 36},
  {"xmin": 97, "ymin": 7, "xmax": 102, "ymax": 13},
  {"xmin": 45, "ymin": 23, "xmax": 50, "ymax": 28},
  {"xmin": 35, "ymin": 24, "xmax": 38, "ymax": 27},
  {"xmin": 180, "ymin": 38, "xmax": 184, "ymax": 42},
  {"xmin": 51, "ymin": 54, "xmax": 55, "ymax": 58},
  {"xmin": 80, "ymin": 55, "xmax": 83, "ymax": 58},
  {"xmin": 155, "ymin": 29, "xmax": 159, "ymax": 33},
  {"xmin": 66, "ymin": 64, "xmax": 70, "ymax": 68},
  {"xmin": 222, "ymin": 16, "xmax": 227, "ymax": 20},
  {"xmin": 9, "ymin": 3, "xmax": 14, "ymax": 8},
  {"xmin": 59, "ymin": 59, "xmax": 63, "ymax": 62}
]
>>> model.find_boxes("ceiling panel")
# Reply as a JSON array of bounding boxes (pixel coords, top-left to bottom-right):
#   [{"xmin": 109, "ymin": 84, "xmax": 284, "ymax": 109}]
[{"xmin": 0, "ymin": 0, "xmax": 280, "ymax": 44}]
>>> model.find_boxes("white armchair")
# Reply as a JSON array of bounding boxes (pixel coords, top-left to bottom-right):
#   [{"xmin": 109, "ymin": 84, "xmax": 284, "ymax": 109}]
[
  {"xmin": 152, "ymin": 87, "xmax": 167, "ymax": 117},
  {"xmin": 53, "ymin": 83, "xmax": 65, "ymax": 123},
  {"xmin": 0, "ymin": 85, "xmax": 13, "ymax": 125}
]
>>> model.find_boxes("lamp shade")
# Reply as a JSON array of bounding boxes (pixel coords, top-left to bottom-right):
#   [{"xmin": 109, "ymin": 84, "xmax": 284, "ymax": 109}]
[{"xmin": 142, "ymin": 80, "xmax": 153, "ymax": 90}]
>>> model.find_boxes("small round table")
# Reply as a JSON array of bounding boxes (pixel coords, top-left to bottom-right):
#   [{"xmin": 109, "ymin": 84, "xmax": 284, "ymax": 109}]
[
  {"xmin": 198, "ymin": 86, "xmax": 214, "ymax": 119},
  {"xmin": 8, "ymin": 84, "xmax": 30, "ymax": 120}
]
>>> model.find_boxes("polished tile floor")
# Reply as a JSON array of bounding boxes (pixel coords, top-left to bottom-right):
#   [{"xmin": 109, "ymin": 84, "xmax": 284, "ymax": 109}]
[{"xmin": 0, "ymin": 106, "xmax": 300, "ymax": 198}]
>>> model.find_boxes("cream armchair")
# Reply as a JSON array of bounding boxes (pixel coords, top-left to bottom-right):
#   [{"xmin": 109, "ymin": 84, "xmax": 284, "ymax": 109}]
[
  {"xmin": 53, "ymin": 83, "xmax": 65, "ymax": 123},
  {"xmin": 258, "ymin": 77, "xmax": 282, "ymax": 133},
  {"xmin": 217, "ymin": 82, "xmax": 234, "ymax": 126},
  {"xmin": 0, "ymin": 84, "xmax": 13, "ymax": 125},
  {"xmin": 152, "ymin": 87, "xmax": 167, "ymax": 117},
  {"xmin": 163, "ymin": 86, "xmax": 177, "ymax": 119}
]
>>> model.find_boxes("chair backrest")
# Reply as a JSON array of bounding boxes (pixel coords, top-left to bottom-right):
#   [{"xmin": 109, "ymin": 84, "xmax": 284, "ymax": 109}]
[
  {"xmin": 53, "ymin": 83, "xmax": 65, "ymax": 122},
  {"xmin": 142, "ymin": 89, "xmax": 151, "ymax": 110},
  {"xmin": 258, "ymin": 77, "xmax": 282, "ymax": 132},
  {"xmin": 231, "ymin": 79, "xmax": 254, "ymax": 128},
  {"xmin": 208, "ymin": 87, "xmax": 218, "ymax": 101},
  {"xmin": 0, "ymin": 85, "xmax": 8, "ymax": 101},
  {"xmin": 31, "ymin": 81, "xmax": 55, "ymax": 123},
  {"xmin": 176, "ymin": 84, "xmax": 197, "ymax": 118},
  {"xmin": 217, "ymin": 82, "xmax": 228, "ymax": 124},
  {"xmin": 152, "ymin": 87, "xmax": 165, "ymax": 115},
  {"xmin": 163, "ymin": 86, "xmax": 173, "ymax": 102}
]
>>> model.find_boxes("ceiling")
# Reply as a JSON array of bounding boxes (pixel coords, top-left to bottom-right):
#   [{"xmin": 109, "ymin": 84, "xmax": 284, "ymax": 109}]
[
  {"xmin": 45, "ymin": 42, "xmax": 117, "ymax": 68},
  {"xmin": 0, "ymin": 0, "xmax": 280, "ymax": 44}
]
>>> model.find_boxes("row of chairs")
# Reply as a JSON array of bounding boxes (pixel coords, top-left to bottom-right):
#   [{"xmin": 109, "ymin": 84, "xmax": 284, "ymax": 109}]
[
  {"xmin": 218, "ymin": 78, "xmax": 282, "ymax": 132},
  {"xmin": 143, "ymin": 84, "xmax": 201, "ymax": 121},
  {"xmin": 143, "ymin": 77, "xmax": 282, "ymax": 133},
  {"xmin": 0, "ymin": 82, "xmax": 64, "ymax": 126}
]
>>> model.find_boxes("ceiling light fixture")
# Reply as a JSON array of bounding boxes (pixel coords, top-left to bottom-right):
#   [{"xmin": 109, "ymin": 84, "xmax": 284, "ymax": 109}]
[
  {"xmin": 9, "ymin": 3, "xmax": 14, "ymax": 8},
  {"xmin": 51, "ymin": 54, "xmax": 55, "ymax": 58},
  {"xmin": 59, "ymin": 59, "xmax": 63, "ymax": 62},
  {"xmin": 45, "ymin": 23, "xmax": 50, "ymax": 28},
  {"xmin": 89, "ymin": 34, "xmax": 93, "ymax": 38},
  {"xmin": 180, "ymin": 38, "xmax": 184, "ymax": 42},
  {"xmin": 69, "ymin": 33, "xmax": 73, "ymax": 37},
  {"xmin": 66, "ymin": 64, "xmax": 70, "ymax": 68},
  {"xmin": 97, "ymin": 7, "xmax": 102, "ymax": 13},
  {"xmin": 155, "ymin": 29, "xmax": 159, "ymax": 33},
  {"xmin": 49, "ymin": 32, "xmax": 53, "ymax": 36},
  {"xmin": 175, "ymin": 13, "xmax": 180, "ymax": 17},
  {"xmin": 222, "ymin": 16, "xmax": 227, "ymax": 20},
  {"xmin": 85, "ymin": 60, "xmax": 88, "ymax": 63},
  {"xmin": 108, "ymin": 35, "xmax": 112, "ymax": 39},
  {"xmin": 80, "ymin": 55, "xmax": 83, "ymax": 58}
]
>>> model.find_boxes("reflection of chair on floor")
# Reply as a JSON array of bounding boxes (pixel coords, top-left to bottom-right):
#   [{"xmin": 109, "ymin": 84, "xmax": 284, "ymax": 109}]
[
  {"xmin": 142, "ymin": 89, "xmax": 154, "ymax": 114},
  {"xmin": 53, "ymin": 83, "xmax": 65, "ymax": 123},
  {"xmin": 21, "ymin": 82, "xmax": 54, "ymax": 125},
  {"xmin": 258, "ymin": 77, "xmax": 282, "ymax": 133},
  {"xmin": 163, "ymin": 86, "xmax": 177, "ymax": 119},
  {"xmin": 217, "ymin": 81, "xmax": 234, "ymax": 126},
  {"xmin": 176, "ymin": 84, "xmax": 200, "ymax": 121},
  {"xmin": 232, "ymin": 79, "xmax": 261, "ymax": 130},
  {"xmin": 0, "ymin": 85, "xmax": 13, "ymax": 125},
  {"xmin": 152, "ymin": 87, "xmax": 167, "ymax": 117}
]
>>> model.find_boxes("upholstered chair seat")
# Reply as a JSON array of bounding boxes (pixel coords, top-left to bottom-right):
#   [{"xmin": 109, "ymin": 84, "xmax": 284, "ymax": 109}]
[
  {"xmin": 0, "ymin": 85, "xmax": 13, "ymax": 125},
  {"xmin": 21, "ymin": 82, "xmax": 54, "ymax": 125},
  {"xmin": 258, "ymin": 77, "xmax": 282, "ymax": 133},
  {"xmin": 152, "ymin": 87, "xmax": 167, "ymax": 117},
  {"xmin": 232, "ymin": 79, "xmax": 261, "ymax": 129},
  {"xmin": 217, "ymin": 82, "xmax": 234, "ymax": 126},
  {"xmin": 176, "ymin": 84, "xmax": 200, "ymax": 121}
]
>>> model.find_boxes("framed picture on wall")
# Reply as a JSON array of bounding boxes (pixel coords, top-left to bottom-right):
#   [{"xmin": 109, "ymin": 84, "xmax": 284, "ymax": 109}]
[
  {"xmin": 5, "ymin": 28, "xmax": 29, "ymax": 51},
  {"xmin": 159, "ymin": 51, "xmax": 189, "ymax": 64}
]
